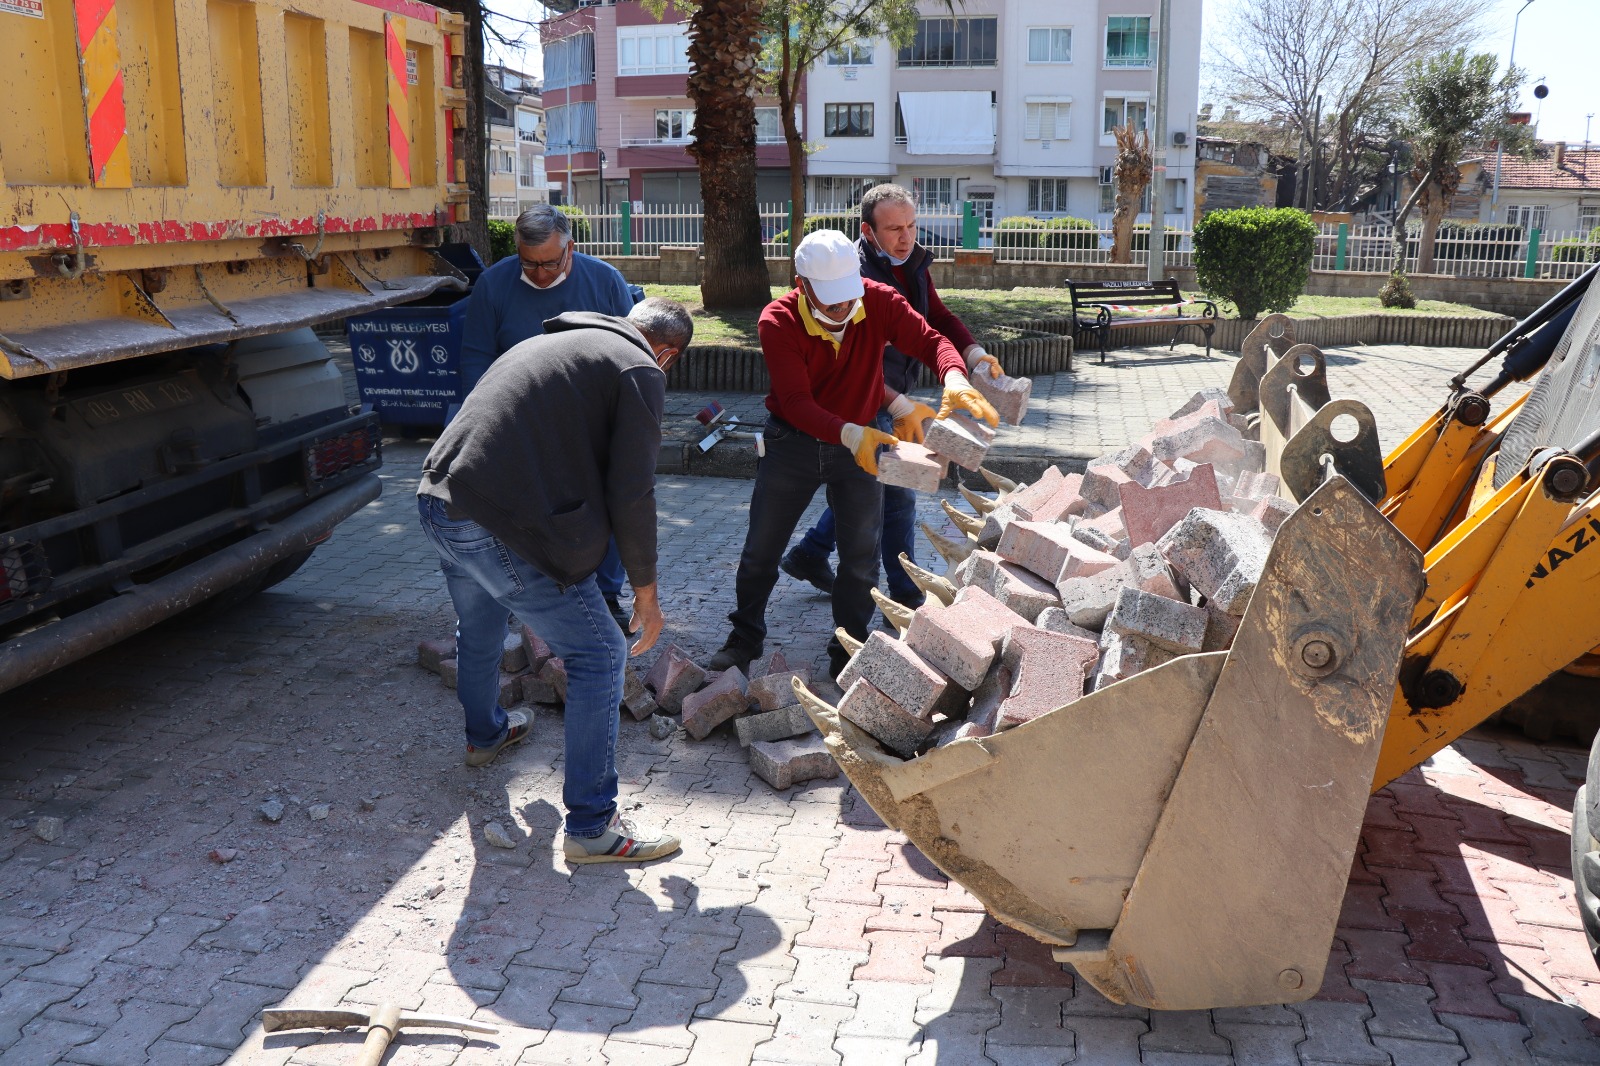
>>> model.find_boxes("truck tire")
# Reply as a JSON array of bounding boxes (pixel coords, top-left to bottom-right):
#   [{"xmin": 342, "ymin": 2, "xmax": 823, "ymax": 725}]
[
  {"xmin": 1494, "ymin": 671, "xmax": 1600, "ymax": 745},
  {"xmin": 1573, "ymin": 758, "xmax": 1600, "ymax": 970}
]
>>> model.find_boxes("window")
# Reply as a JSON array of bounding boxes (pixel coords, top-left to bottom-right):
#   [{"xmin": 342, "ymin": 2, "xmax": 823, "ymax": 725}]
[
  {"xmin": 812, "ymin": 176, "xmax": 881, "ymax": 208},
  {"xmin": 1028, "ymin": 178, "xmax": 1071, "ymax": 213},
  {"xmin": 546, "ymin": 101, "xmax": 596, "ymax": 156},
  {"xmin": 1099, "ymin": 177, "xmax": 1152, "ymax": 214},
  {"xmin": 1102, "ymin": 96, "xmax": 1148, "ymax": 138},
  {"xmin": 756, "ymin": 106, "xmax": 783, "ymax": 144},
  {"xmin": 898, "ymin": 17, "xmax": 998, "ymax": 68},
  {"xmin": 913, "ymin": 177, "xmax": 954, "ymax": 209},
  {"xmin": 1104, "ymin": 15, "xmax": 1151, "ymax": 68},
  {"xmin": 1028, "ymin": 27, "xmax": 1072, "ymax": 63},
  {"xmin": 492, "ymin": 148, "xmax": 516, "ymax": 174},
  {"xmin": 543, "ymin": 33, "xmax": 595, "ymax": 90},
  {"xmin": 1506, "ymin": 205, "xmax": 1549, "ymax": 231},
  {"xmin": 517, "ymin": 112, "xmax": 540, "ymax": 143},
  {"xmin": 827, "ymin": 41, "xmax": 874, "ymax": 65},
  {"xmin": 1025, "ymin": 102, "xmax": 1069, "ymax": 140},
  {"xmin": 618, "ymin": 24, "xmax": 690, "ymax": 76},
  {"xmin": 1581, "ymin": 205, "xmax": 1600, "ymax": 232},
  {"xmin": 655, "ymin": 108, "xmax": 694, "ymax": 142},
  {"xmin": 824, "ymin": 103, "xmax": 874, "ymax": 137}
]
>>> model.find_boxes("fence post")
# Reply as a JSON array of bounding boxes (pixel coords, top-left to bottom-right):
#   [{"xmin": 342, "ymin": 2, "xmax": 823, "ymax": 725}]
[
  {"xmin": 619, "ymin": 201, "xmax": 633, "ymax": 256},
  {"xmin": 1335, "ymin": 223, "xmax": 1348, "ymax": 271},
  {"xmin": 962, "ymin": 201, "xmax": 979, "ymax": 250},
  {"xmin": 1524, "ymin": 228, "xmax": 1542, "ymax": 279}
]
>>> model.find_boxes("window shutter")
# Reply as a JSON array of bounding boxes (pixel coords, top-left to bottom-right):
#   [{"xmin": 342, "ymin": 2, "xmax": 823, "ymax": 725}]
[{"xmin": 1025, "ymin": 104, "xmax": 1041, "ymax": 139}]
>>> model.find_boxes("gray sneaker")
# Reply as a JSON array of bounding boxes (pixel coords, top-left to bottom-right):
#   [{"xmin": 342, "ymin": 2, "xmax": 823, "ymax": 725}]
[
  {"xmin": 464, "ymin": 710, "xmax": 530, "ymax": 767},
  {"xmin": 563, "ymin": 811, "xmax": 681, "ymax": 864}
]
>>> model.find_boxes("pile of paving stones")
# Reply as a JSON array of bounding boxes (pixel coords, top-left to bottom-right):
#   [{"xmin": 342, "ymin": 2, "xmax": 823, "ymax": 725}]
[{"xmin": 832, "ymin": 385, "xmax": 1302, "ymax": 760}]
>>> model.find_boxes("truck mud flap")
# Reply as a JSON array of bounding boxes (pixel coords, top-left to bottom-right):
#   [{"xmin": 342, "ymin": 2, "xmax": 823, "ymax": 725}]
[
  {"xmin": 0, "ymin": 473, "xmax": 380, "ymax": 695},
  {"xmin": 796, "ymin": 476, "xmax": 1425, "ymax": 1010}
]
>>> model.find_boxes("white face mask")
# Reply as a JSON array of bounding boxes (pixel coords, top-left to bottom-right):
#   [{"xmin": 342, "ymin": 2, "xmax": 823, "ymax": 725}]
[
  {"xmin": 521, "ymin": 267, "xmax": 569, "ymax": 290},
  {"xmin": 810, "ymin": 297, "xmax": 860, "ymax": 330},
  {"xmin": 869, "ymin": 233, "xmax": 910, "ymax": 267}
]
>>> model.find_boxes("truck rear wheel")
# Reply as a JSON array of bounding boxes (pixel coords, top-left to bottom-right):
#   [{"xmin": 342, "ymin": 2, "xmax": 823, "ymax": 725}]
[
  {"xmin": 1574, "ymin": 735, "xmax": 1600, "ymax": 971},
  {"xmin": 1495, "ymin": 671, "xmax": 1600, "ymax": 745}
]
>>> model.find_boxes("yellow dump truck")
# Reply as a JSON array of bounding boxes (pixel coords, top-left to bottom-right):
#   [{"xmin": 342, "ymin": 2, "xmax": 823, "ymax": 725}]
[
  {"xmin": 0, "ymin": 0, "xmax": 471, "ymax": 693},
  {"xmin": 799, "ymin": 264, "xmax": 1600, "ymax": 1010}
]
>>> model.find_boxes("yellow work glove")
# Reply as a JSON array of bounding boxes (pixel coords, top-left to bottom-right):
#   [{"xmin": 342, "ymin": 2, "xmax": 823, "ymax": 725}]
[
  {"xmin": 887, "ymin": 394, "xmax": 937, "ymax": 444},
  {"xmin": 936, "ymin": 370, "xmax": 1000, "ymax": 428},
  {"xmin": 839, "ymin": 422, "xmax": 898, "ymax": 476},
  {"xmin": 965, "ymin": 345, "xmax": 1005, "ymax": 379}
]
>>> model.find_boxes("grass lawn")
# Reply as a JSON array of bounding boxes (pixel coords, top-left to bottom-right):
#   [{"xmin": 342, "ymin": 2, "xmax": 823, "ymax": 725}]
[{"xmin": 642, "ymin": 283, "xmax": 1496, "ymax": 349}]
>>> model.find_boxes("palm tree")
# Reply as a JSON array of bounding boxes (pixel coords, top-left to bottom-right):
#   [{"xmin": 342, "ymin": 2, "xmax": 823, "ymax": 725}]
[
  {"xmin": 684, "ymin": 0, "xmax": 774, "ymax": 309},
  {"xmin": 1110, "ymin": 125, "xmax": 1152, "ymax": 265}
]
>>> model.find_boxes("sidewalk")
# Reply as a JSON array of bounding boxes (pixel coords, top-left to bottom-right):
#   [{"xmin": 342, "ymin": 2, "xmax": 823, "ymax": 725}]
[{"xmin": 0, "ymin": 343, "xmax": 1591, "ymax": 1066}]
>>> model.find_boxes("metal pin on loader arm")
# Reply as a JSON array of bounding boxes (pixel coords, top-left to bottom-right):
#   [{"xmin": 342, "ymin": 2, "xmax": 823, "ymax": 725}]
[{"xmin": 261, "ymin": 1004, "xmax": 498, "ymax": 1066}]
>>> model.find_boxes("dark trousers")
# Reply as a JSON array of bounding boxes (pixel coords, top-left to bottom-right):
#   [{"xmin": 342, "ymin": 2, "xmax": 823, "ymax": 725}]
[{"xmin": 727, "ymin": 417, "xmax": 884, "ymax": 672}]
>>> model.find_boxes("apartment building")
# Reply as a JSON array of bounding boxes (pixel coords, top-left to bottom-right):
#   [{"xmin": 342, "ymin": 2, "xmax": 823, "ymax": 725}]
[
  {"xmin": 485, "ymin": 65, "xmax": 550, "ymax": 218},
  {"xmin": 540, "ymin": 0, "xmax": 793, "ymax": 205},
  {"xmin": 806, "ymin": 0, "xmax": 1201, "ymax": 227},
  {"xmin": 536, "ymin": 0, "xmax": 1200, "ymax": 227}
]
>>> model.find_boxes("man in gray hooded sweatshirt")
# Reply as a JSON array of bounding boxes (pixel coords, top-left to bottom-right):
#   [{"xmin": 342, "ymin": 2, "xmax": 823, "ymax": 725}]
[{"xmin": 417, "ymin": 297, "xmax": 691, "ymax": 864}]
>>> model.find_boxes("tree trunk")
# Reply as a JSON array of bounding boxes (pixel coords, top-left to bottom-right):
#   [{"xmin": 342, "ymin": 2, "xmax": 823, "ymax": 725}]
[
  {"xmin": 436, "ymin": 0, "xmax": 489, "ymax": 261},
  {"xmin": 686, "ymin": 0, "xmax": 772, "ymax": 309},
  {"xmin": 1111, "ymin": 202, "xmax": 1136, "ymax": 265},
  {"xmin": 1388, "ymin": 167, "xmax": 1433, "ymax": 278},
  {"xmin": 777, "ymin": 31, "xmax": 805, "ymax": 269},
  {"xmin": 1418, "ymin": 197, "xmax": 1445, "ymax": 274},
  {"xmin": 1110, "ymin": 125, "xmax": 1151, "ymax": 265}
]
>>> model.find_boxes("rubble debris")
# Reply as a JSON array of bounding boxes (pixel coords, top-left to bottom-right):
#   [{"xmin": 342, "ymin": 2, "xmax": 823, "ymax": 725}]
[
  {"xmin": 623, "ymin": 665, "xmax": 659, "ymax": 721},
  {"xmin": 209, "ymin": 848, "xmax": 239, "ymax": 864},
  {"xmin": 33, "ymin": 817, "xmax": 64, "ymax": 843},
  {"xmin": 308, "ymin": 804, "xmax": 331, "ymax": 822},
  {"xmin": 538, "ymin": 657, "xmax": 569, "ymax": 704},
  {"xmin": 647, "ymin": 714, "xmax": 676, "ymax": 740},
  {"xmin": 749, "ymin": 735, "xmax": 840, "ymax": 789},
  {"xmin": 483, "ymin": 822, "xmax": 517, "ymax": 849},
  {"xmin": 258, "ymin": 800, "xmax": 285, "ymax": 824},
  {"xmin": 501, "ymin": 632, "xmax": 528, "ymax": 673}
]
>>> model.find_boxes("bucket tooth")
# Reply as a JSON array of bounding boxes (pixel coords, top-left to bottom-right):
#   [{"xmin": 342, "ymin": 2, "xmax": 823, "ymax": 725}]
[
  {"xmin": 941, "ymin": 500, "xmax": 984, "ymax": 538},
  {"xmin": 899, "ymin": 553, "xmax": 957, "ymax": 606},
  {"xmin": 980, "ymin": 467, "xmax": 1020, "ymax": 495},
  {"xmin": 922, "ymin": 522, "xmax": 976, "ymax": 566},
  {"xmin": 960, "ymin": 484, "xmax": 999, "ymax": 514},
  {"xmin": 834, "ymin": 627, "xmax": 865, "ymax": 657},
  {"xmin": 870, "ymin": 587, "xmax": 914, "ymax": 636}
]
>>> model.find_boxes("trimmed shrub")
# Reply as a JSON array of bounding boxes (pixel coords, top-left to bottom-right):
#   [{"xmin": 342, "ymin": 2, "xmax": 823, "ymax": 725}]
[
  {"xmin": 768, "ymin": 212, "xmax": 857, "ymax": 249},
  {"xmin": 1406, "ymin": 220, "xmax": 1524, "ymax": 263},
  {"xmin": 1193, "ymin": 207, "xmax": 1317, "ymax": 320},
  {"xmin": 557, "ymin": 204, "xmax": 592, "ymax": 244},
  {"xmin": 487, "ymin": 219, "xmax": 517, "ymax": 263},
  {"xmin": 1039, "ymin": 216, "xmax": 1099, "ymax": 250},
  {"xmin": 995, "ymin": 216, "xmax": 1045, "ymax": 249},
  {"xmin": 1553, "ymin": 226, "xmax": 1600, "ymax": 264}
]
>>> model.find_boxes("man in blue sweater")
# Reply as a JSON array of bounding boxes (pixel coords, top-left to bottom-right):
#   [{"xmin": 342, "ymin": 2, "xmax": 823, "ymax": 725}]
[{"xmin": 459, "ymin": 204, "xmax": 638, "ymax": 631}]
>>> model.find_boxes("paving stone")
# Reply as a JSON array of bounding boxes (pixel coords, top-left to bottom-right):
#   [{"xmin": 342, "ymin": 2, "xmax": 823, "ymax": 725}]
[
  {"xmin": 1069, "ymin": 521, "xmax": 1124, "ymax": 560},
  {"xmin": 905, "ymin": 1010, "xmax": 997, "ymax": 1066},
  {"xmin": 658, "ymin": 653, "xmax": 709, "ymax": 715},
  {"xmin": 851, "ymin": 930, "xmax": 936, "ymax": 983},
  {"xmin": 164, "ymin": 980, "xmax": 284, "ymax": 1050},
  {"xmin": 1503, "ymin": 993, "xmax": 1600, "ymax": 1064},
  {"xmin": 775, "ymin": 946, "xmax": 869, "ymax": 1008},
  {"xmin": 988, "ymin": 987, "xmax": 1076, "ymax": 1048},
  {"xmin": 538, "ymin": 656, "xmax": 568, "ymax": 703},
  {"xmin": 106, "ymin": 913, "xmax": 224, "ymax": 969},
  {"xmin": 736, "ymin": 706, "xmax": 818, "ymax": 747},
  {"xmin": 684, "ymin": 1018, "xmax": 778, "ymax": 1066},
  {"xmin": 973, "ymin": 369, "xmax": 1032, "ymax": 426},
  {"xmin": 1095, "ymin": 630, "xmax": 1176, "ymax": 686},
  {"xmin": 1149, "ymin": 413, "xmax": 1253, "ymax": 472},
  {"xmin": 751, "ymin": 999, "xmax": 854, "ymax": 1064},
  {"xmin": 1020, "ymin": 474, "xmax": 1087, "ymax": 524},
  {"xmin": 1067, "ymin": 1015, "xmax": 1151, "ymax": 1065},
  {"xmin": 0, "ymin": 978, "xmax": 77, "ymax": 1046},
  {"xmin": 1212, "ymin": 1021, "xmax": 1303, "ymax": 1064},
  {"xmin": 879, "ymin": 442, "xmax": 947, "ymax": 492},
  {"xmin": 1251, "ymin": 495, "xmax": 1296, "ymax": 533},
  {"xmin": 682, "ymin": 668, "xmax": 751, "ymax": 740},
  {"xmin": 1292, "ymin": 1000, "xmax": 1387, "ymax": 1065},
  {"xmin": 1004, "ymin": 468, "xmax": 1068, "ymax": 520},
  {"xmin": 903, "ymin": 586, "xmax": 1020, "ymax": 691},
  {"xmin": 749, "ymin": 735, "xmax": 840, "ymax": 790},
  {"xmin": 1081, "ymin": 445, "xmax": 1158, "ymax": 512},
  {"xmin": 5, "ymin": 1017, "xmax": 103, "ymax": 1065},
  {"xmin": 1366, "ymin": 1036, "xmax": 1468, "ymax": 1065},
  {"xmin": 749, "ymin": 669, "xmax": 812, "ymax": 712},
  {"xmin": 417, "ymin": 636, "xmax": 454, "ymax": 674},
  {"xmin": 1420, "ymin": 962, "xmax": 1521, "ymax": 1021},
  {"xmin": 995, "ymin": 625, "xmax": 1098, "ymax": 730},
  {"xmin": 837, "ymin": 680, "xmax": 934, "ymax": 760},
  {"xmin": 1141, "ymin": 1009, "xmax": 1232, "ymax": 1055},
  {"xmin": 1119, "ymin": 462, "xmax": 1224, "ymax": 547},
  {"xmin": 1103, "ymin": 584, "xmax": 1208, "ymax": 654},
  {"xmin": 925, "ymin": 411, "xmax": 995, "ymax": 472},
  {"xmin": 1437, "ymin": 1012, "xmax": 1534, "ymax": 1065},
  {"xmin": 645, "ymin": 642, "xmax": 688, "ymax": 695},
  {"xmin": 997, "ymin": 521, "xmax": 1081, "ymax": 586},
  {"xmin": 522, "ymin": 1000, "xmax": 633, "ymax": 1064},
  {"xmin": 838, "ymin": 632, "xmax": 950, "ymax": 721},
  {"xmin": 1157, "ymin": 507, "xmax": 1273, "ymax": 615},
  {"xmin": 624, "ymin": 664, "xmax": 661, "ymax": 721},
  {"xmin": 601, "ymin": 1040, "xmax": 693, "ymax": 1066},
  {"xmin": 1354, "ymin": 978, "xmax": 1458, "ymax": 1043},
  {"xmin": 1033, "ymin": 608, "xmax": 1101, "ymax": 642},
  {"xmin": 989, "ymin": 561, "xmax": 1063, "ymax": 623},
  {"xmin": 608, "ymin": 981, "xmax": 714, "ymax": 1049},
  {"xmin": 62, "ymin": 998, "xmax": 198, "ymax": 1066}
]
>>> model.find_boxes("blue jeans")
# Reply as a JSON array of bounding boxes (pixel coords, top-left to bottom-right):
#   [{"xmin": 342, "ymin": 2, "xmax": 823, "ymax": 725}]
[
  {"xmin": 417, "ymin": 495, "xmax": 625, "ymax": 837},
  {"xmin": 595, "ymin": 539, "xmax": 625, "ymax": 599},
  {"xmin": 726, "ymin": 417, "xmax": 883, "ymax": 674},
  {"xmin": 794, "ymin": 410, "xmax": 922, "ymax": 606}
]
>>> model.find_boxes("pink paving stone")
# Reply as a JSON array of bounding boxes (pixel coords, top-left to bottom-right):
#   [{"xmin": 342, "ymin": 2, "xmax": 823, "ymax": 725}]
[
  {"xmin": 997, "ymin": 520, "xmax": 1081, "ymax": 585},
  {"xmin": 538, "ymin": 657, "xmax": 568, "ymax": 703},
  {"xmin": 521, "ymin": 626, "xmax": 554, "ymax": 673},
  {"xmin": 747, "ymin": 668, "xmax": 812, "ymax": 711},
  {"xmin": 1020, "ymin": 473, "xmax": 1088, "ymax": 523},
  {"xmin": 417, "ymin": 636, "xmax": 454, "ymax": 674},
  {"xmin": 994, "ymin": 626, "xmax": 1099, "ymax": 730},
  {"xmin": 1119, "ymin": 462, "xmax": 1224, "ymax": 547},
  {"xmin": 643, "ymin": 642, "xmax": 687, "ymax": 695},
  {"xmin": 879, "ymin": 441, "xmax": 947, "ymax": 492},
  {"xmin": 1148, "ymin": 414, "xmax": 1252, "ymax": 468},
  {"xmin": 1201, "ymin": 602, "xmax": 1242, "ymax": 652},
  {"xmin": 953, "ymin": 548, "xmax": 1002, "ymax": 590},
  {"xmin": 1104, "ymin": 585, "xmax": 1208, "ymax": 654},
  {"xmin": 1005, "ymin": 466, "xmax": 1067, "ymax": 516},
  {"xmin": 681, "ymin": 667, "xmax": 751, "ymax": 740},
  {"xmin": 1058, "ymin": 540, "xmax": 1121, "ymax": 582},
  {"xmin": 657, "ymin": 652, "xmax": 709, "ymax": 715},
  {"xmin": 838, "ymin": 631, "xmax": 952, "ymax": 721},
  {"xmin": 853, "ymin": 930, "xmax": 937, "ymax": 983},
  {"xmin": 1168, "ymin": 386, "xmax": 1236, "ymax": 422},
  {"xmin": 990, "ymin": 560, "xmax": 1062, "ymax": 623},
  {"xmin": 1235, "ymin": 470, "xmax": 1284, "ymax": 501},
  {"xmin": 973, "ymin": 369, "xmax": 1032, "ymax": 425},
  {"xmin": 747, "ymin": 734, "xmax": 839, "ymax": 790},
  {"xmin": 521, "ymin": 671, "xmax": 561, "ymax": 705},
  {"xmin": 1145, "ymin": 400, "xmax": 1227, "ymax": 443},
  {"xmin": 1341, "ymin": 927, "xmax": 1429, "ymax": 986},
  {"xmin": 1079, "ymin": 507, "xmax": 1129, "ymax": 555},
  {"xmin": 837, "ymin": 678, "xmax": 936, "ymax": 758},
  {"xmin": 1310, "ymin": 936, "xmax": 1370, "ymax": 1003},
  {"xmin": 1248, "ymin": 495, "xmax": 1296, "ymax": 534},
  {"xmin": 924, "ymin": 411, "xmax": 995, "ymax": 471},
  {"xmin": 904, "ymin": 585, "xmax": 1023, "ymax": 690}
]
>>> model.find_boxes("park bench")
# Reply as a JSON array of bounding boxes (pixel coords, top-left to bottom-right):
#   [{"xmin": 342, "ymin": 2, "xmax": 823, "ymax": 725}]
[{"xmin": 1065, "ymin": 279, "xmax": 1218, "ymax": 363}]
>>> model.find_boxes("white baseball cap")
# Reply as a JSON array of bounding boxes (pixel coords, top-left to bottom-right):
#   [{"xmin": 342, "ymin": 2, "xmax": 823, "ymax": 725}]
[{"xmin": 794, "ymin": 229, "xmax": 864, "ymax": 305}]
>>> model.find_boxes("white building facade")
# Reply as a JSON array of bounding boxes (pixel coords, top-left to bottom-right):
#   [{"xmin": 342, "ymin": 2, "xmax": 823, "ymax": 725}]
[{"xmin": 804, "ymin": 0, "xmax": 1201, "ymax": 228}]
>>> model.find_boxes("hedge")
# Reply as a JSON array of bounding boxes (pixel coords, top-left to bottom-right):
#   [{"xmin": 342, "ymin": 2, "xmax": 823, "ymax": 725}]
[{"xmin": 1193, "ymin": 207, "xmax": 1317, "ymax": 320}]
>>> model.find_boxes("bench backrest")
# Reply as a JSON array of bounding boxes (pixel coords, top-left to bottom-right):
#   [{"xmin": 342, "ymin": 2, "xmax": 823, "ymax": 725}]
[{"xmin": 1066, "ymin": 279, "xmax": 1183, "ymax": 312}]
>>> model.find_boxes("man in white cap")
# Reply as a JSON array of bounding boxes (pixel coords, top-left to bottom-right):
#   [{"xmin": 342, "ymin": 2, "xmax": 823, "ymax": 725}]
[{"xmin": 707, "ymin": 229, "xmax": 999, "ymax": 680}]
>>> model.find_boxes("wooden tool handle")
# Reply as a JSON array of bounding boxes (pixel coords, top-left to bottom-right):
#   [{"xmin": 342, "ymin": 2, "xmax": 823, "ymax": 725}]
[{"xmin": 354, "ymin": 1004, "xmax": 400, "ymax": 1066}]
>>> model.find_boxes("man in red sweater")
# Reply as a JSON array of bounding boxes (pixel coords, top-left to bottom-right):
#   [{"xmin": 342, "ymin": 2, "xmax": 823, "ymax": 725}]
[{"xmin": 707, "ymin": 229, "xmax": 998, "ymax": 679}]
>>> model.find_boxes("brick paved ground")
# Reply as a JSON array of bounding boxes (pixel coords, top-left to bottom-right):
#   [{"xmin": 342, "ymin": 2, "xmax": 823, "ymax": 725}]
[{"xmin": 2, "ymin": 342, "xmax": 1592, "ymax": 1065}]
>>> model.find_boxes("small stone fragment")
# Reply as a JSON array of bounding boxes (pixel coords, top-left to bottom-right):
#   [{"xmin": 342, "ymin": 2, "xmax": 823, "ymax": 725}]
[
  {"xmin": 501, "ymin": 631, "xmax": 528, "ymax": 673},
  {"xmin": 308, "ymin": 804, "xmax": 331, "ymax": 822},
  {"xmin": 682, "ymin": 668, "xmax": 751, "ymax": 740},
  {"xmin": 483, "ymin": 822, "xmax": 517, "ymax": 849},
  {"xmin": 647, "ymin": 714, "xmax": 676, "ymax": 740},
  {"xmin": 424, "ymin": 882, "xmax": 446, "ymax": 899},
  {"xmin": 32, "ymin": 816, "xmax": 64, "ymax": 842},
  {"xmin": 258, "ymin": 800, "xmax": 285, "ymax": 824},
  {"xmin": 748, "ymin": 735, "xmax": 840, "ymax": 790},
  {"xmin": 208, "ymin": 847, "xmax": 238, "ymax": 864}
]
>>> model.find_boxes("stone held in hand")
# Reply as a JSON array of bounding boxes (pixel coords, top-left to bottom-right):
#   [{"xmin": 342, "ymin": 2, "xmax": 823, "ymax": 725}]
[
  {"xmin": 878, "ymin": 441, "xmax": 948, "ymax": 492},
  {"xmin": 925, "ymin": 411, "xmax": 995, "ymax": 471},
  {"xmin": 973, "ymin": 369, "xmax": 1032, "ymax": 425}
]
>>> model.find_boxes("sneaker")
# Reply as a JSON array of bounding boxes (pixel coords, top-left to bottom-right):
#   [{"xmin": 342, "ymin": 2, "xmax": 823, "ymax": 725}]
[
  {"xmin": 707, "ymin": 641, "xmax": 757, "ymax": 674},
  {"xmin": 780, "ymin": 547, "xmax": 836, "ymax": 594},
  {"xmin": 563, "ymin": 811, "xmax": 681, "ymax": 864},
  {"xmin": 464, "ymin": 710, "xmax": 531, "ymax": 767},
  {"xmin": 604, "ymin": 595, "xmax": 632, "ymax": 637}
]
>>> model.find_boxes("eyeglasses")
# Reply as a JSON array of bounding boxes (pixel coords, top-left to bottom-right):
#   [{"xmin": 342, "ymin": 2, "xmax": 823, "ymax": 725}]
[{"xmin": 520, "ymin": 243, "xmax": 571, "ymax": 273}]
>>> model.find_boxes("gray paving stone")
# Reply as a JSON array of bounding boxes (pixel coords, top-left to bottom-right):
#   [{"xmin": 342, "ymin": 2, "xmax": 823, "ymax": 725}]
[
  {"xmin": 1355, "ymin": 978, "xmax": 1459, "ymax": 1045},
  {"xmin": 1369, "ymin": 1036, "xmax": 1468, "ymax": 1065},
  {"xmin": 1212, "ymin": 1021, "xmax": 1304, "ymax": 1065},
  {"xmin": 1059, "ymin": 1015, "xmax": 1147, "ymax": 1065},
  {"xmin": 1142, "ymin": 1008, "xmax": 1233, "ymax": 1055},
  {"xmin": 1293, "ymin": 1000, "xmax": 1388, "ymax": 1066},
  {"xmin": 1438, "ymin": 1012, "xmax": 1534, "ymax": 1066},
  {"xmin": 0, "ymin": 978, "xmax": 77, "ymax": 1046},
  {"xmin": 988, "ymin": 987, "xmax": 1075, "ymax": 1048},
  {"xmin": 59, "ymin": 998, "xmax": 197, "ymax": 1066},
  {"xmin": 1503, "ymin": 994, "xmax": 1600, "ymax": 1064}
]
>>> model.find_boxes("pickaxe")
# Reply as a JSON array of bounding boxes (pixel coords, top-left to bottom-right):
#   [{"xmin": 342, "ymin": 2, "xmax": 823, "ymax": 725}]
[{"xmin": 261, "ymin": 1004, "xmax": 498, "ymax": 1065}]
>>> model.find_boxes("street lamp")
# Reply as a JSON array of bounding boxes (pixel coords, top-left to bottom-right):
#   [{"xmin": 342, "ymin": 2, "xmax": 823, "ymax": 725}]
[
  {"xmin": 598, "ymin": 149, "xmax": 608, "ymax": 208},
  {"xmin": 1491, "ymin": 0, "xmax": 1536, "ymax": 219}
]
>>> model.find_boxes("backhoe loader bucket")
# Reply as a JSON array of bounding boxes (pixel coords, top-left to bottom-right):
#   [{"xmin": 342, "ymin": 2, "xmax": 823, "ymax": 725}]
[{"xmin": 797, "ymin": 475, "xmax": 1425, "ymax": 1009}]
